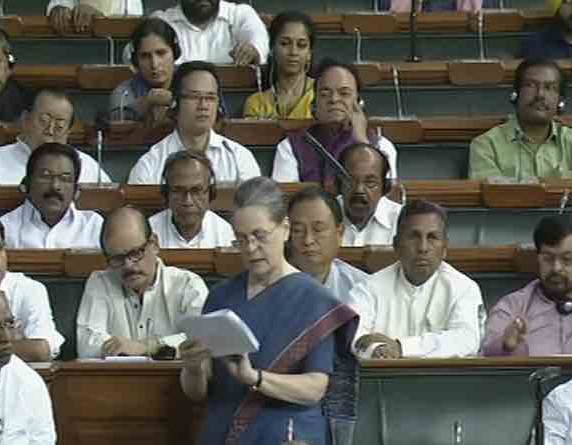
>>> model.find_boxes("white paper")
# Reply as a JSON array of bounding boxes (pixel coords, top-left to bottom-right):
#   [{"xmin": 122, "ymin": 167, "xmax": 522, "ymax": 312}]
[
  {"xmin": 104, "ymin": 356, "xmax": 151, "ymax": 362},
  {"xmin": 178, "ymin": 309, "xmax": 259, "ymax": 357}
]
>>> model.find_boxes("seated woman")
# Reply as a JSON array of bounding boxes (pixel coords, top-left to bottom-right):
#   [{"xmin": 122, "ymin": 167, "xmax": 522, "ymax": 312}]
[
  {"xmin": 179, "ymin": 177, "xmax": 358, "ymax": 445},
  {"xmin": 243, "ymin": 11, "xmax": 315, "ymax": 120},
  {"xmin": 109, "ymin": 18, "xmax": 178, "ymax": 125}
]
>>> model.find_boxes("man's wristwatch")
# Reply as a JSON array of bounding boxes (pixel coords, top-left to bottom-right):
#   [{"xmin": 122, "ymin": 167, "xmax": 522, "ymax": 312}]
[{"xmin": 250, "ymin": 369, "xmax": 263, "ymax": 391}]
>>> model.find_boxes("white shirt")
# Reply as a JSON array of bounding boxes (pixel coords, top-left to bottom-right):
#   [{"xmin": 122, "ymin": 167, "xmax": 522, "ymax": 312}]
[
  {"xmin": 272, "ymin": 135, "xmax": 398, "ymax": 182},
  {"xmin": 148, "ymin": 2, "xmax": 269, "ymax": 64},
  {"xmin": 349, "ymin": 261, "xmax": 483, "ymax": 358},
  {"xmin": 0, "ymin": 139, "xmax": 112, "ymax": 185},
  {"xmin": 128, "ymin": 129, "xmax": 261, "ymax": 185},
  {"xmin": 323, "ymin": 258, "xmax": 369, "ymax": 304},
  {"xmin": 46, "ymin": 0, "xmax": 143, "ymax": 15},
  {"xmin": 0, "ymin": 355, "xmax": 56, "ymax": 445},
  {"xmin": 339, "ymin": 196, "xmax": 402, "ymax": 247},
  {"xmin": 545, "ymin": 378, "xmax": 572, "ymax": 445},
  {"xmin": 76, "ymin": 259, "xmax": 208, "ymax": 358},
  {"xmin": 0, "ymin": 200, "xmax": 103, "ymax": 249},
  {"xmin": 0, "ymin": 272, "xmax": 64, "ymax": 359},
  {"xmin": 149, "ymin": 208, "xmax": 234, "ymax": 248}
]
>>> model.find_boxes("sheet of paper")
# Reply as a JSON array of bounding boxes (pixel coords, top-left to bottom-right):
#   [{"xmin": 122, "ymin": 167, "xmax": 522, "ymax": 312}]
[
  {"xmin": 177, "ymin": 309, "xmax": 259, "ymax": 357},
  {"xmin": 104, "ymin": 356, "xmax": 151, "ymax": 362}
]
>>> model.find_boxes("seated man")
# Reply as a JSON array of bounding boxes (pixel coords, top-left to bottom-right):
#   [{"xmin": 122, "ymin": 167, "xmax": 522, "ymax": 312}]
[
  {"xmin": 469, "ymin": 58, "xmax": 572, "ymax": 180},
  {"xmin": 0, "ymin": 222, "xmax": 64, "ymax": 361},
  {"xmin": 0, "ymin": 291, "xmax": 56, "ymax": 444},
  {"xmin": 150, "ymin": 151, "xmax": 234, "ymax": 248},
  {"xmin": 0, "ymin": 89, "xmax": 111, "ymax": 185},
  {"xmin": 483, "ymin": 216, "xmax": 572, "ymax": 356},
  {"xmin": 338, "ymin": 142, "xmax": 401, "ymax": 246},
  {"xmin": 288, "ymin": 185, "xmax": 368, "ymax": 300},
  {"xmin": 148, "ymin": 0, "xmax": 268, "ymax": 65},
  {"xmin": 350, "ymin": 199, "xmax": 484, "ymax": 358},
  {"xmin": 77, "ymin": 205, "xmax": 208, "ymax": 358},
  {"xmin": 272, "ymin": 58, "xmax": 397, "ymax": 187},
  {"xmin": 128, "ymin": 61, "xmax": 260, "ymax": 185},
  {"xmin": 0, "ymin": 143, "xmax": 103, "ymax": 249},
  {"xmin": 544, "ymin": 377, "xmax": 572, "ymax": 445},
  {"xmin": 522, "ymin": 0, "xmax": 572, "ymax": 59},
  {"xmin": 48, "ymin": 0, "xmax": 143, "ymax": 34}
]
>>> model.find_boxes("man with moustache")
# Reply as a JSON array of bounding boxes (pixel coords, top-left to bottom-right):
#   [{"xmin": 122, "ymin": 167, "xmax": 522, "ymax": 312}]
[
  {"xmin": 483, "ymin": 216, "xmax": 572, "ymax": 356},
  {"xmin": 149, "ymin": 151, "xmax": 234, "ymax": 248},
  {"xmin": 350, "ymin": 199, "xmax": 484, "ymax": 359},
  {"xmin": 149, "ymin": 0, "xmax": 269, "ymax": 65},
  {"xmin": 76, "ymin": 205, "xmax": 208, "ymax": 358},
  {"xmin": 523, "ymin": 0, "xmax": 572, "ymax": 59},
  {"xmin": 470, "ymin": 58, "xmax": 572, "ymax": 180},
  {"xmin": 0, "ymin": 143, "xmax": 103, "ymax": 249},
  {"xmin": 0, "ymin": 292, "xmax": 56, "ymax": 444},
  {"xmin": 272, "ymin": 58, "xmax": 397, "ymax": 187}
]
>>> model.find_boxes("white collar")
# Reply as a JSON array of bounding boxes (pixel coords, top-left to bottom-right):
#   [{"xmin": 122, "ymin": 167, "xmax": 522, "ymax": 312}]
[
  {"xmin": 397, "ymin": 261, "xmax": 440, "ymax": 297},
  {"xmin": 15, "ymin": 137, "xmax": 32, "ymax": 155},
  {"xmin": 172, "ymin": 1, "xmax": 232, "ymax": 28},
  {"xmin": 339, "ymin": 196, "xmax": 395, "ymax": 230},
  {"xmin": 25, "ymin": 199, "xmax": 77, "ymax": 228},
  {"xmin": 174, "ymin": 128, "xmax": 226, "ymax": 153},
  {"xmin": 123, "ymin": 258, "xmax": 163, "ymax": 299},
  {"xmin": 167, "ymin": 208, "xmax": 205, "ymax": 246}
]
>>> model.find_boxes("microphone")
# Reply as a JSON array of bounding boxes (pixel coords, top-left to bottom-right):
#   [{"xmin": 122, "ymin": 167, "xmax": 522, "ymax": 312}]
[
  {"xmin": 392, "ymin": 66, "xmax": 405, "ymax": 119},
  {"xmin": 354, "ymin": 27, "xmax": 362, "ymax": 64},
  {"xmin": 124, "ymin": 0, "xmax": 128, "ymax": 15},
  {"xmin": 407, "ymin": 0, "xmax": 421, "ymax": 62},
  {"xmin": 119, "ymin": 90, "xmax": 129, "ymax": 122},
  {"xmin": 499, "ymin": 0, "xmax": 504, "ymax": 9},
  {"xmin": 529, "ymin": 366, "xmax": 562, "ymax": 385},
  {"xmin": 559, "ymin": 189, "xmax": 569, "ymax": 215},
  {"xmin": 0, "ymin": 0, "xmax": 5, "ymax": 17},
  {"xmin": 477, "ymin": 10, "xmax": 485, "ymax": 61},
  {"xmin": 529, "ymin": 366, "xmax": 562, "ymax": 445},
  {"xmin": 95, "ymin": 110, "xmax": 110, "ymax": 187},
  {"xmin": 254, "ymin": 65, "xmax": 263, "ymax": 119},
  {"xmin": 106, "ymin": 36, "xmax": 115, "ymax": 66}
]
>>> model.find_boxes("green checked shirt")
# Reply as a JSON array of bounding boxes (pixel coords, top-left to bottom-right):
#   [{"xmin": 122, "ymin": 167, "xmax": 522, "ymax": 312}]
[{"xmin": 469, "ymin": 115, "xmax": 572, "ymax": 180}]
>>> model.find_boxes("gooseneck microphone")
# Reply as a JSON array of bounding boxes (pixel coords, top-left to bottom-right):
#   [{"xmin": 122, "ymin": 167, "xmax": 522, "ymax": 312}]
[
  {"xmin": 529, "ymin": 367, "xmax": 562, "ymax": 445},
  {"xmin": 407, "ymin": 0, "xmax": 421, "ymax": 62}
]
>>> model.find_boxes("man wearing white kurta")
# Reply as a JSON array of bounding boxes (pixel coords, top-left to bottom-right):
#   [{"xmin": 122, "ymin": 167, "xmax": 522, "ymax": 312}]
[
  {"xmin": 350, "ymin": 199, "xmax": 484, "ymax": 359},
  {"xmin": 544, "ymin": 378, "xmax": 572, "ymax": 445},
  {"xmin": 77, "ymin": 206, "xmax": 208, "ymax": 358}
]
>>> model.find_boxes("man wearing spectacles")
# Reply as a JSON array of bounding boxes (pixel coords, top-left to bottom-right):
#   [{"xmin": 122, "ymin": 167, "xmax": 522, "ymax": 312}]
[
  {"xmin": 0, "ymin": 221, "xmax": 64, "ymax": 361},
  {"xmin": 149, "ymin": 151, "xmax": 234, "ymax": 248},
  {"xmin": 0, "ymin": 89, "xmax": 112, "ymax": 185},
  {"xmin": 0, "ymin": 143, "xmax": 103, "ymax": 249},
  {"xmin": 0, "ymin": 291, "xmax": 56, "ymax": 444},
  {"xmin": 76, "ymin": 205, "xmax": 208, "ymax": 358},
  {"xmin": 484, "ymin": 216, "xmax": 572, "ymax": 356}
]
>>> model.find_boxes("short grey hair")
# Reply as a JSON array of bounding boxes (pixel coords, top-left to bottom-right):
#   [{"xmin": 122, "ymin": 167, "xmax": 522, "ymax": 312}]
[{"xmin": 233, "ymin": 177, "xmax": 286, "ymax": 223}]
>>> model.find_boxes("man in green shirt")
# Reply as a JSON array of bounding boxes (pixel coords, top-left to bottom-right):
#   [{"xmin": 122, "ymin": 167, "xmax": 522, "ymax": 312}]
[{"xmin": 469, "ymin": 58, "xmax": 572, "ymax": 181}]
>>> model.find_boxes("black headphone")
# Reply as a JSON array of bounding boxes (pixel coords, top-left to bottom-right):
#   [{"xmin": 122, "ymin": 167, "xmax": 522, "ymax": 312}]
[
  {"xmin": 510, "ymin": 91, "xmax": 566, "ymax": 113},
  {"xmin": 130, "ymin": 18, "xmax": 181, "ymax": 68},
  {"xmin": 160, "ymin": 151, "xmax": 217, "ymax": 203},
  {"xmin": 0, "ymin": 28, "xmax": 16, "ymax": 69},
  {"xmin": 556, "ymin": 300, "xmax": 572, "ymax": 315}
]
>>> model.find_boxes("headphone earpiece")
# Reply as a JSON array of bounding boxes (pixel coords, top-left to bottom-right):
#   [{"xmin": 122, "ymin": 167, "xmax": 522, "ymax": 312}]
[
  {"xmin": 557, "ymin": 300, "xmax": 572, "ymax": 315},
  {"xmin": 558, "ymin": 100, "xmax": 566, "ymax": 113},
  {"xmin": 510, "ymin": 91, "xmax": 518, "ymax": 105},
  {"xmin": 6, "ymin": 52, "xmax": 15, "ymax": 69},
  {"xmin": 357, "ymin": 97, "xmax": 365, "ymax": 110},
  {"xmin": 18, "ymin": 181, "xmax": 27, "ymax": 194}
]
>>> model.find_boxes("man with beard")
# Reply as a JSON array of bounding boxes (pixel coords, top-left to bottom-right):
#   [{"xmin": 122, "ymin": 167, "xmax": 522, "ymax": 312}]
[
  {"xmin": 350, "ymin": 199, "xmax": 484, "ymax": 359},
  {"xmin": 76, "ymin": 205, "xmax": 208, "ymax": 358},
  {"xmin": 149, "ymin": 151, "xmax": 234, "ymax": 248},
  {"xmin": 337, "ymin": 142, "xmax": 401, "ymax": 247},
  {"xmin": 0, "ymin": 143, "xmax": 103, "ymax": 249},
  {"xmin": 483, "ymin": 216, "xmax": 572, "ymax": 356},
  {"xmin": 149, "ymin": 0, "xmax": 269, "ymax": 65},
  {"xmin": 0, "ymin": 292, "xmax": 56, "ymax": 444},
  {"xmin": 469, "ymin": 58, "xmax": 572, "ymax": 180},
  {"xmin": 523, "ymin": 0, "xmax": 572, "ymax": 59}
]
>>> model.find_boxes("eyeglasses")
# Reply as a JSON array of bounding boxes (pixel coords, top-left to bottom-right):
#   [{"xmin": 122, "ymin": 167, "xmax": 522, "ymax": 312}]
[
  {"xmin": 179, "ymin": 92, "xmax": 219, "ymax": 105},
  {"xmin": 0, "ymin": 317, "xmax": 16, "ymax": 331},
  {"xmin": 34, "ymin": 170, "xmax": 76, "ymax": 185},
  {"xmin": 37, "ymin": 112, "xmax": 69, "ymax": 135},
  {"xmin": 232, "ymin": 225, "xmax": 280, "ymax": 249},
  {"xmin": 538, "ymin": 252, "xmax": 572, "ymax": 268},
  {"xmin": 342, "ymin": 178, "xmax": 381, "ymax": 193},
  {"xmin": 106, "ymin": 239, "xmax": 151, "ymax": 268},
  {"xmin": 168, "ymin": 185, "xmax": 209, "ymax": 200}
]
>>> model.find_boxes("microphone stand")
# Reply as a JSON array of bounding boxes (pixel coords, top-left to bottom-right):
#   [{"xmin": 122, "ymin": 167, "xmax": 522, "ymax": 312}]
[
  {"xmin": 95, "ymin": 110, "xmax": 110, "ymax": 188},
  {"xmin": 407, "ymin": 0, "xmax": 421, "ymax": 62},
  {"xmin": 529, "ymin": 367, "xmax": 562, "ymax": 445}
]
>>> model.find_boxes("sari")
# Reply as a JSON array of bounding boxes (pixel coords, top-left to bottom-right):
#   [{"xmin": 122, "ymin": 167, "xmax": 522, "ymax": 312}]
[{"xmin": 199, "ymin": 272, "xmax": 358, "ymax": 445}]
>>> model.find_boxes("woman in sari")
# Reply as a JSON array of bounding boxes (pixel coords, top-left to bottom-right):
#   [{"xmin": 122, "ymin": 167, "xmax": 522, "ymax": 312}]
[{"xmin": 179, "ymin": 177, "xmax": 358, "ymax": 445}]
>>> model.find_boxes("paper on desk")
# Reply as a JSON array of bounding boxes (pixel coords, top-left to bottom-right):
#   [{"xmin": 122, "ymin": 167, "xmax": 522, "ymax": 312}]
[
  {"xmin": 178, "ymin": 309, "xmax": 259, "ymax": 357},
  {"xmin": 105, "ymin": 356, "xmax": 151, "ymax": 362}
]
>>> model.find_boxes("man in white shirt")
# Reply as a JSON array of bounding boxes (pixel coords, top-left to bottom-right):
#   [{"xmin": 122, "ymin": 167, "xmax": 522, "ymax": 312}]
[
  {"xmin": 272, "ymin": 58, "xmax": 397, "ymax": 186},
  {"xmin": 0, "ymin": 88, "xmax": 112, "ymax": 185},
  {"xmin": 544, "ymin": 377, "xmax": 572, "ymax": 445},
  {"xmin": 350, "ymin": 199, "xmax": 484, "ymax": 359},
  {"xmin": 0, "ymin": 143, "xmax": 103, "ymax": 249},
  {"xmin": 150, "ymin": 151, "xmax": 234, "ymax": 248},
  {"xmin": 129, "ymin": 61, "xmax": 260, "ymax": 185},
  {"xmin": 0, "ymin": 292, "xmax": 56, "ymax": 445},
  {"xmin": 0, "ymin": 222, "xmax": 64, "ymax": 361},
  {"xmin": 338, "ymin": 142, "xmax": 401, "ymax": 247},
  {"xmin": 48, "ymin": 0, "xmax": 143, "ymax": 34},
  {"xmin": 287, "ymin": 185, "xmax": 368, "ymax": 302},
  {"xmin": 150, "ymin": 0, "xmax": 268, "ymax": 65},
  {"xmin": 77, "ymin": 205, "xmax": 208, "ymax": 358}
]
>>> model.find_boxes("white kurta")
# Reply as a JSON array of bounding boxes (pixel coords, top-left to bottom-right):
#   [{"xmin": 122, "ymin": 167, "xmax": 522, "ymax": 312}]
[
  {"xmin": 0, "ymin": 355, "xmax": 56, "ymax": 445},
  {"xmin": 46, "ymin": 0, "xmax": 143, "ymax": 15},
  {"xmin": 0, "ymin": 200, "xmax": 103, "ymax": 249},
  {"xmin": 545, "ymin": 378, "xmax": 572, "ymax": 445},
  {"xmin": 149, "ymin": 209, "xmax": 234, "ymax": 248},
  {"xmin": 349, "ymin": 261, "xmax": 483, "ymax": 358},
  {"xmin": 76, "ymin": 259, "xmax": 208, "ymax": 358},
  {"xmin": 0, "ymin": 272, "xmax": 64, "ymax": 359},
  {"xmin": 128, "ymin": 129, "xmax": 260, "ymax": 185},
  {"xmin": 323, "ymin": 258, "xmax": 369, "ymax": 304},
  {"xmin": 0, "ymin": 139, "xmax": 112, "ymax": 185}
]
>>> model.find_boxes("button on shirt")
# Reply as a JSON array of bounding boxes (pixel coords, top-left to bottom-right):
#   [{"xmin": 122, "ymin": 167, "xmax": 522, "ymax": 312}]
[
  {"xmin": 128, "ymin": 129, "xmax": 261, "ymax": 185},
  {"xmin": 76, "ymin": 259, "xmax": 208, "ymax": 358},
  {"xmin": 338, "ymin": 196, "xmax": 402, "ymax": 247},
  {"xmin": 323, "ymin": 258, "xmax": 369, "ymax": 304},
  {"xmin": 1, "ymin": 272, "xmax": 64, "ymax": 359},
  {"xmin": 0, "ymin": 200, "xmax": 103, "ymax": 249},
  {"xmin": 47, "ymin": 0, "xmax": 143, "ymax": 15},
  {"xmin": 149, "ymin": 208, "xmax": 234, "ymax": 248},
  {"xmin": 0, "ymin": 355, "xmax": 56, "ymax": 445},
  {"xmin": 150, "ymin": 2, "xmax": 269, "ymax": 64},
  {"xmin": 0, "ymin": 138, "xmax": 112, "ymax": 185},
  {"xmin": 349, "ymin": 261, "xmax": 483, "ymax": 357},
  {"xmin": 544, "ymin": 378, "xmax": 572, "ymax": 445}
]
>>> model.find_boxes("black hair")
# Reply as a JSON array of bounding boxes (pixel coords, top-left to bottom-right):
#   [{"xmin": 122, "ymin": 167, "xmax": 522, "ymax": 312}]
[
  {"xmin": 162, "ymin": 150, "xmax": 213, "ymax": 186},
  {"xmin": 287, "ymin": 185, "xmax": 342, "ymax": 226},
  {"xmin": 0, "ymin": 221, "xmax": 4, "ymax": 244},
  {"xmin": 314, "ymin": 57, "xmax": 362, "ymax": 94},
  {"xmin": 131, "ymin": 18, "xmax": 179, "ymax": 65},
  {"xmin": 26, "ymin": 142, "xmax": 82, "ymax": 183},
  {"xmin": 394, "ymin": 199, "xmax": 448, "ymax": 242},
  {"xmin": 338, "ymin": 142, "xmax": 390, "ymax": 181},
  {"xmin": 533, "ymin": 216, "xmax": 572, "ymax": 251},
  {"xmin": 30, "ymin": 89, "xmax": 76, "ymax": 129},
  {"xmin": 513, "ymin": 58, "xmax": 567, "ymax": 99},
  {"xmin": 170, "ymin": 60, "xmax": 221, "ymax": 100},
  {"xmin": 99, "ymin": 205, "xmax": 152, "ymax": 254},
  {"xmin": 233, "ymin": 177, "xmax": 287, "ymax": 223}
]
